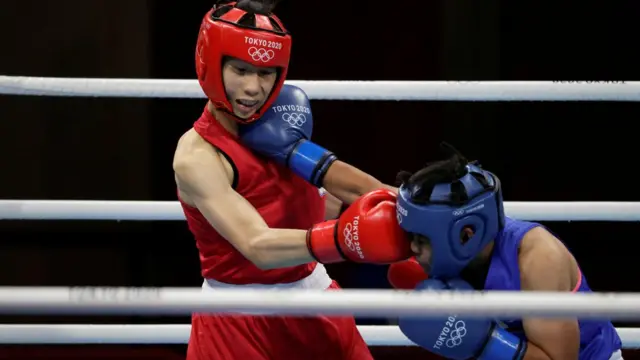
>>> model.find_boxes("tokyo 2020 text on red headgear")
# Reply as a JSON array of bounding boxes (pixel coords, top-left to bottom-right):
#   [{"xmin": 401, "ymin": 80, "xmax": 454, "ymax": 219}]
[{"xmin": 196, "ymin": 0, "xmax": 292, "ymax": 124}]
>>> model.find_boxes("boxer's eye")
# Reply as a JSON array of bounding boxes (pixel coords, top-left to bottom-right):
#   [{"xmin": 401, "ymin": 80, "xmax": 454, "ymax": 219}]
[
  {"xmin": 410, "ymin": 234, "xmax": 431, "ymax": 256},
  {"xmin": 258, "ymin": 68, "xmax": 277, "ymax": 77},
  {"xmin": 412, "ymin": 234, "xmax": 430, "ymax": 247},
  {"xmin": 233, "ymin": 66, "xmax": 250, "ymax": 75}
]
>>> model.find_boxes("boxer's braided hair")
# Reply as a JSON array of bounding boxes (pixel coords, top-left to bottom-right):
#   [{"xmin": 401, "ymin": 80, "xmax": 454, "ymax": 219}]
[
  {"xmin": 236, "ymin": 0, "xmax": 282, "ymax": 14},
  {"xmin": 396, "ymin": 142, "xmax": 480, "ymax": 206},
  {"xmin": 214, "ymin": 0, "xmax": 283, "ymax": 17},
  {"xmin": 211, "ymin": 0, "xmax": 284, "ymax": 32}
]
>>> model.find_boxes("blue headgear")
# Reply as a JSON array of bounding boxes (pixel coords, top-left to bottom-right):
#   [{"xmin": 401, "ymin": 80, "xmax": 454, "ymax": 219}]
[{"xmin": 396, "ymin": 163, "xmax": 505, "ymax": 279}]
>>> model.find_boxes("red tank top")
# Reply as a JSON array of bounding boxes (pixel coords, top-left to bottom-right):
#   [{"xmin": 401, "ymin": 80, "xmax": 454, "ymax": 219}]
[{"xmin": 179, "ymin": 108, "xmax": 325, "ymax": 285}]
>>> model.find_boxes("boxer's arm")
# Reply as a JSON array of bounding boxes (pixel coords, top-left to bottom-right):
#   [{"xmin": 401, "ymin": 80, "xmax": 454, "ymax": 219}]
[
  {"xmin": 173, "ymin": 135, "xmax": 315, "ymax": 270},
  {"xmin": 322, "ymin": 190, "xmax": 343, "ymax": 220},
  {"xmin": 383, "ymin": 184, "xmax": 399, "ymax": 193},
  {"xmin": 322, "ymin": 160, "xmax": 390, "ymax": 205},
  {"xmin": 518, "ymin": 228, "xmax": 580, "ymax": 360}
]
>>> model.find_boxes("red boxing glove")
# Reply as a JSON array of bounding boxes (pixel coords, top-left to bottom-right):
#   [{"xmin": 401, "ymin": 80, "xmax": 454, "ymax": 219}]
[
  {"xmin": 307, "ymin": 189, "xmax": 412, "ymax": 264},
  {"xmin": 387, "ymin": 257, "xmax": 429, "ymax": 290}
]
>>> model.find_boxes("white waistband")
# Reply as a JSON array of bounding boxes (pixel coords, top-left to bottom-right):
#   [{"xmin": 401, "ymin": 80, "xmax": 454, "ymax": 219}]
[{"xmin": 202, "ymin": 263, "xmax": 333, "ymax": 290}]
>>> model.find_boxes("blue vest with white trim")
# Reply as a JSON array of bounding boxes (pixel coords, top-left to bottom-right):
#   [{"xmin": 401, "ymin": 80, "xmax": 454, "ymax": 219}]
[{"xmin": 485, "ymin": 217, "xmax": 622, "ymax": 359}]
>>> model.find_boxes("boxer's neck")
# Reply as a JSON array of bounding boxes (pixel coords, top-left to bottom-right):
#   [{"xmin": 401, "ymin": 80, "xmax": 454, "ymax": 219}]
[{"xmin": 208, "ymin": 101, "xmax": 239, "ymax": 136}]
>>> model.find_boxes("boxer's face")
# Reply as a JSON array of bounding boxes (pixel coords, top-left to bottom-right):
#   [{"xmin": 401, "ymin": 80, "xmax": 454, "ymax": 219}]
[
  {"xmin": 411, "ymin": 234, "xmax": 432, "ymax": 273},
  {"xmin": 222, "ymin": 58, "xmax": 278, "ymax": 119},
  {"xmin": 411, "ymin": 227, "xmax": 476, "ymax": 273}
]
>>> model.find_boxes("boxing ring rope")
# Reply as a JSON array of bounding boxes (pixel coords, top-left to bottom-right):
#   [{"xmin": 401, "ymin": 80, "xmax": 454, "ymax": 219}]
[
  {"xmin": 1, "ymin": 76, "xmax": 639, "ymax": 101},
  {"xmin": 0, "ymin": 324, "xmax": 638, "ymax": 347},
  {"xmin": 1, "ymin": 286, "xmax": 640, "ymax": 319},
  {"xmin": 0, "ymin": 287, "xmax": 637, "ymax": 347},
  {"xmin": 2, "ymin": 200, "xmax": 640, "ymax": 221},
  {"xmin": 0, "ymin": 324, "xmax": 408, "ymax": 345},
  {"xmin": 3, "ymin": 77, "xmax": 640, "ymax": 350}
]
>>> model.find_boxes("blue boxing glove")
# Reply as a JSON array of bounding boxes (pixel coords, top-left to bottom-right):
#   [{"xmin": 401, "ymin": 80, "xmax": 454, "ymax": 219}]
[
  {"xmin": 399, "ymin": 279, "xmax": 527, "ymax": 360},
  {"xmin": 239, "ymin": 85, "xmax": 337, "ymax": 187}
]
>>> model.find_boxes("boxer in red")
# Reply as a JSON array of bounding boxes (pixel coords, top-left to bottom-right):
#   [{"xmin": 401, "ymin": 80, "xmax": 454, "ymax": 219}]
[{"xmin": 173, "ymin": 1, "xmax": 411, "ymax": 359}]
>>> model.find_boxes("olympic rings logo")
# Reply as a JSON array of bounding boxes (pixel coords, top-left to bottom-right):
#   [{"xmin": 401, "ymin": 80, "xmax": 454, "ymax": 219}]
[
  {"xmin": 342, "ymin": 223, "xmax": 356, "ymax": 251},
  {"xmin": 445, "ymin": 321, "xmax": 467, "ymax": 348},
  {"xmin": 282, "ymin": 113, "xmax": 306, "ymax": 127},
  {"xmin": 248, "ymin": 47, "xmax": 274, "ymax": 62},
  {"xmin": 396, "ymin": 203, "xmax": 407, "ymax": 225}
]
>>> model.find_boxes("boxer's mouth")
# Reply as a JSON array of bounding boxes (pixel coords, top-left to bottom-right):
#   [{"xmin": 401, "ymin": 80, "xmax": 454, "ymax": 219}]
[{"xmin": 236, "ymin": 99, "xmax": 259, "ymax": 112}]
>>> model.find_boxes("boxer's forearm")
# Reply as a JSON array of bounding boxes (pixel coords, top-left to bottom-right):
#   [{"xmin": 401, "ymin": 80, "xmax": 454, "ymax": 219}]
[
  {"xmin": 248, "ymin": 228, "xmax": 317, "ymax": 270},
  {"xmin": 322, "ymin": 160, "xmax": 385, "ymax": 205},
  {"xmin": 383, "ymin": 184, "xmax": 398, "ymax": 193},
  {"xmin": 323, "ymin": 191, "xmax": 343, "ymax": 220}
]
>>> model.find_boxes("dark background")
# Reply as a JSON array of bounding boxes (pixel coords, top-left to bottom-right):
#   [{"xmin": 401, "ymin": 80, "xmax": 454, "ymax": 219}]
[{"xmin": 1, "ymin": 0, "xmax": 639, "ymax": 359}]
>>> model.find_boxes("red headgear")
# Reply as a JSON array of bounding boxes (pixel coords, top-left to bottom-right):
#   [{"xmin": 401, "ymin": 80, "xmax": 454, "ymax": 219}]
[{"xmin": 196, "ymin": 1, "xmax": 292, "ymax": 124}]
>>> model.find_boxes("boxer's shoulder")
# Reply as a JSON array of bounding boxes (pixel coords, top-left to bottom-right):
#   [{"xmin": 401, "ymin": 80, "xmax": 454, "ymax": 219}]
[
  {"xmin": 518, "ymin": 227, "xmax": 575, "ymax": 291},
  {"xmin": 173, "ymin": 128, "xmax": 234, "ymax": 198},
  {"xmin": 175, "ymin": 128, "xmax": 226, "ymax": 162},
  {"xmin": 519, "ymin": 226, "xmax": 553, "ymax": 252},
  {"xmin": 519, "ymin": 226, "xmax": 565, "ymax": 262}
]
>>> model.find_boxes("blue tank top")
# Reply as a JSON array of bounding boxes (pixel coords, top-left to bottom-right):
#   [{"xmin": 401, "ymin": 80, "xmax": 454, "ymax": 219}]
[{"xmin": 484, "ymin": 217, "xmax": 622, "ymax": 359}]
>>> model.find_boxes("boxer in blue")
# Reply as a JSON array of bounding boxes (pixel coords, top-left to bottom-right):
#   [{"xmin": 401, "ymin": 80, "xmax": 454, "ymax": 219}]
[{"xmin": 393, "ymin": 143, "xmax": 623, "ymax": 360}]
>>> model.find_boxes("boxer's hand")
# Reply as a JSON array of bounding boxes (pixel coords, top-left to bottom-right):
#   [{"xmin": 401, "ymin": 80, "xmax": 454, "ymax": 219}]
[
  {"xmin": 387, "ymin": 257, "xmax": 428, "ymax": 289},
  {"xmin": 307, "ymin": 189, "xmax": 412, "ymax": 264},
  {"xmin": 239, "ymin": 85, "xmax": 336, "ymax": 186},
  {"xmin": 399, "ymin": 278, "xmax": 527, "ymax": 360}
]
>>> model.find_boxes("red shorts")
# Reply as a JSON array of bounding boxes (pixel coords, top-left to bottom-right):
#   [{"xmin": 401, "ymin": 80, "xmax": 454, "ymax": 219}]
[{"xmin": 186, "ymin": 281, "xmax": 372, "ymax": 360}]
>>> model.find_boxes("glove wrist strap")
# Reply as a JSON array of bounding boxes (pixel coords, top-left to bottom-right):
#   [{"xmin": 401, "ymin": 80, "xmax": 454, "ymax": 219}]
[
  {"xmin": 307, "ymin": 221, "xmax": 345, "ymax": 264},
  {"xmin": 288, "ymin": 140, "xmax": 337, "ymax": 187},
  {"xmin": 477, "ymin": 325, "xmax": 528, "ymax": 360}
]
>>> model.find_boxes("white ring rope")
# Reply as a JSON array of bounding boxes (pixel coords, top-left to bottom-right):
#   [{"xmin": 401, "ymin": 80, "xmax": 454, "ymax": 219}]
[
  {"xmin": 1, "ymin": 77, "xmax": 638, "ymax": 101},
  {"xmin": 3, "ymin": 77, "xmax": 639, "ymax": 350},
  {"xmin": 0, "ymin": 324, "xmax": 638, "ymax": 348},
  {"xmin": 1, "ymin": 200, "xmax": 640, "ymax": 221},
  {"xmin": 0, "ymin": 287, "xmax": 639, "ymax": 320},
  {"xmin": 0, "ymin": 324, "xmax": 406, "ymax": 346}
]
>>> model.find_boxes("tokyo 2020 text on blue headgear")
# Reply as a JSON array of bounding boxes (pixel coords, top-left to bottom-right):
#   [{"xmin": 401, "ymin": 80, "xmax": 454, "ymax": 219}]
[{"xmin": 396, "ymin": 160, "xmax": 505, "ymax": 279}]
